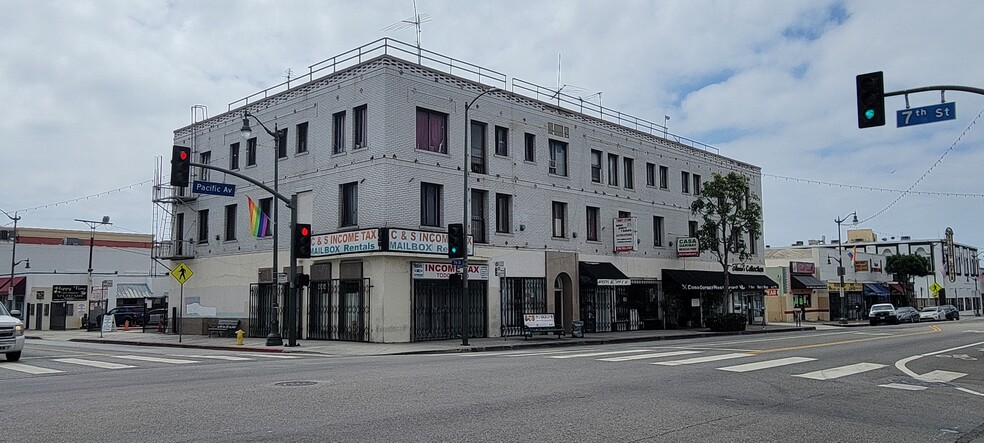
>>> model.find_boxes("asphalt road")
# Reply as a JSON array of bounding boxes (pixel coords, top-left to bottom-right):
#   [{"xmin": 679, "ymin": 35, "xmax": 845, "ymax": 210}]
[{"xmin": 3, "ymin": 319, "xmax": 983, "ymax": 443}]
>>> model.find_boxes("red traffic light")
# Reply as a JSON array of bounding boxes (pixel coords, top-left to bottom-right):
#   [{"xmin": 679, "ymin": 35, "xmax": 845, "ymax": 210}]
[
  {"xmin": 179, "ymin": 151, "xmax": 188, "ymax": 161},
  {"xmin": 301, "ymin": 226, "xmax": 309, "ymax": 236}
]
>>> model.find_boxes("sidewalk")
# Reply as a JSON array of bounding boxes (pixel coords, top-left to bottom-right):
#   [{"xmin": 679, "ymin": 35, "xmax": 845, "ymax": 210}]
[{"xmin": 26, "ymin": 323, "xmax": 817, "ymax": 357}]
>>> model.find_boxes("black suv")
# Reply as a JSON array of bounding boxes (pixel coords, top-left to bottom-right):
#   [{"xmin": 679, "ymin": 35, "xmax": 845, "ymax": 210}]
[
  {"xmin": 941, "ymin": 304, "xmax": 960, "ymax": 320},
  {"xmin": 99, "ymin": 306, "xmax": 147, "ymax": 327}
]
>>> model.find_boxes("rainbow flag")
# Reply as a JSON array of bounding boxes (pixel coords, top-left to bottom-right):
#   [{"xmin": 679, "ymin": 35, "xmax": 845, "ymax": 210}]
[{"xmin": 248, "ymin": 197, "xmax": 270, "ymax": 237}]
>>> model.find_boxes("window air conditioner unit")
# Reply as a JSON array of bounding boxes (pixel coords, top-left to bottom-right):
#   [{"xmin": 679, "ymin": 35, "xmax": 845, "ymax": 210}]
[{"xmin": 258, "ymin": 268, "xmax": 274, "ymax": 283}]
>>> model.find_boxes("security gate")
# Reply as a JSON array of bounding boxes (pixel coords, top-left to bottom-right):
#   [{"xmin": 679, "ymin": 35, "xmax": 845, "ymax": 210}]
[
  {"xmin": 307, "ymin": 278, "xmax": 371, "ymax": 342},
  {"xmin": 412, "ymin": 280, "xmax": 486, "ymax": 341},
  {"xmin": 248, "ymin": 282, "xmax": 289, "ymax": 338},
  {"xmin": 500, "ymin": 278, "xmax": 546, "ymax": 337}
]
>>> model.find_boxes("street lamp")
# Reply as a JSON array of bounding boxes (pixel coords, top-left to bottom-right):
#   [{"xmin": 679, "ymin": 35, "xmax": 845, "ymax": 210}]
[
  {"xmin": 834, "ymin": 211, "xmax": 858, "ymax": 324},
  {"xmin": 461, "ymin": 87, "xmax": 497, "ymax": 347},
  {"xmin": 240, "ymin": 112, "xmax": 285, "ymax": 346},
  {"xmin": 76, "ymin": 216, "xmax": 111, "ymax": 329},
  {"xmin": 2, "ymin": 210, "xmax": 20, "ymax": 312}
]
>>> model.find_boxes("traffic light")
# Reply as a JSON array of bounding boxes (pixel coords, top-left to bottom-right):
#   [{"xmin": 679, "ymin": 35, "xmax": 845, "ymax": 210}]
[
  {"xmin": 856, "ymin": 71, "xmax": 885, "ymax": 128},
  {"xmin": 293, "ymin": 223, "xmax": 312, "ymax": 259},
  {"xmin": 447, "ymin": 223, "xmax": 466, "ymax": 259},
  {"xmin": 170, "ymin": 145, "xmax": 191, "ymax": 187}
]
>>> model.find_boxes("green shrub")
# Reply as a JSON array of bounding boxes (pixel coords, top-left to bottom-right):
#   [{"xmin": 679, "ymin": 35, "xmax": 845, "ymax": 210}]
[{"xmin": 705, "ymin": 313, "xmax": 747, "ymax": 332}]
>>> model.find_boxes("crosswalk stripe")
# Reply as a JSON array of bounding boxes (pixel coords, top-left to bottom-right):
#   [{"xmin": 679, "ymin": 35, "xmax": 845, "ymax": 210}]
[
  {"xmin": 114, "ymin": 355, "xmax": 199, "ymax": 364},
  {"xmin": 918, "ymin": 370, "xmax": 966, "ymax": 383},
  {"xmin": 598, "ymin": 350, "xmax": 702, "ymax": 362},
  {"xmin": 240, "ymin": 353, "xmax": 302, "ymax": 359},
  {"xmin": 172, "ymin": 355, "xmax": 254, "ymax": 361},
  {"xmin": 653, "ymin": 353, "xmax": 754, "ymax": 366},
  {"xmin": 793, "ymin": 362, "xmax": 886, "ymax": 380},
  {"xmin": 0, "ymin": 363, "xmax": 64, "ymax": 374},
  {"xmin": 718, "ymin": 357, "xmax": 816, "ymax": 373},
  {"xmin": 880, "ymin": 383, "xmax": 927, "ymax": 391},
  {"xmin": 548, "ymin": 350, "xmax": 652, "ymax": 359},
  {"xmin": 53, "ymin": 358, "xmax": 136, "ymax": 369}
]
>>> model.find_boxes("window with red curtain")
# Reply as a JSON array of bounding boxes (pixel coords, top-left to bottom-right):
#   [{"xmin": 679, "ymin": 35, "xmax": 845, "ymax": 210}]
[{"xmin": 416, "ymin": 107, "xmax": 447, "ymax": 153}]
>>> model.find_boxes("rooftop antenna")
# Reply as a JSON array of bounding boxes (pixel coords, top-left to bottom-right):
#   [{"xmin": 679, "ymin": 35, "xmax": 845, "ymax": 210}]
[
  {"xmin": 382, "ymin": 0, "xmax": 432, "ymax": 63},
  {"xmin": 549, "ymin": 53, "xmax": 587, "ymax": 105},
  {"xmin": 284, "ymin": 68, "xmax": 293, "ymax": 88}
]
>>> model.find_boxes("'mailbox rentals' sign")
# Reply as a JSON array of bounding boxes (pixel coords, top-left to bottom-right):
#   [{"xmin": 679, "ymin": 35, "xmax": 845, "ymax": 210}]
[
  {"xmin": 311, "ymin": 229, "xmax": 380, "ymax": 256},
  {"xmin": 411, "ymin": 262, "xmax": 489, "ymax": 280},
  {"xmin": 388, "ymin": 228, "xmax": 474, "ymax": 255}
]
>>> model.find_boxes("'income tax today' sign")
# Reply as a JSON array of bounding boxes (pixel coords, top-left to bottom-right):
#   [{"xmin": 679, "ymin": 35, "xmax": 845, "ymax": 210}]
[{"xmin": 411, "ymin": 262, "xmax": 489, "ymax": 280}]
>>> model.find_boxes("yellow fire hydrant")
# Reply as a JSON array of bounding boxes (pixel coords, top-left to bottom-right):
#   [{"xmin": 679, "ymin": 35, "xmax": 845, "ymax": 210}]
[{"xmin": 235, "ymin": 329, "xmax": 245, "ymax": 346}]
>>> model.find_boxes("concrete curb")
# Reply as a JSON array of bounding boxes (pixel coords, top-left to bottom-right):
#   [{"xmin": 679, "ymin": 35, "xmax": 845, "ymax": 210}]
[{"xmin": 67, "ymin": 338, "xmax": 285, "ymax": 353}]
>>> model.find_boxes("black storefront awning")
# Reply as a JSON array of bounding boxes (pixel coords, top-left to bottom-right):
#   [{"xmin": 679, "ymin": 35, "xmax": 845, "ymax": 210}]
[
  {"xmin": 662, "ymin": 269, "xmax": 777, "ymax": 292},
  {"xmin": 579, "ymin": 262, "xmax": 630, "ymax": 285},
  {"xmin": 791, "ymin": 274, "xmax": 827, "ymax": 290},
  {"xmin": 733, "ymin": 273, "xmax": 779, "ymax": 290}
]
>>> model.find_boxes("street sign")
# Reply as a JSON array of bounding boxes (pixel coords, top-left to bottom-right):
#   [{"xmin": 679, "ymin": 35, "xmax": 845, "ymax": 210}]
[
  {"xmin": 929, "ymin": 282, "xmax": 942, "ymax": 297},
  {"xmin": 451, "ymin": 258, "xmax": 464, "ymax": 267},
  {"xmin": 171, "ymin": 262, "xmax": 193, "ymax": 284},
  {"xmin": 278, "ymin": 273, "xmax": 288, "ymax": 284},
  {"xmin": 192, "ymin": 180, "xmax": 237, "ymax": 197},
  {"xmin": 897, "ymin": 102, "xmax": 956, "ymax": 128}
]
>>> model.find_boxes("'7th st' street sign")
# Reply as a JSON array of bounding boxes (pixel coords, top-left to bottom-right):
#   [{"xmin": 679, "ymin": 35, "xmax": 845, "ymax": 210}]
[
  {"xmin": 897, "ymin": 102, "xmax": 956, "ymax": 128},
  {"xmin": 193, "ymin": 180, "xmax": 236, "ymax": 197}
]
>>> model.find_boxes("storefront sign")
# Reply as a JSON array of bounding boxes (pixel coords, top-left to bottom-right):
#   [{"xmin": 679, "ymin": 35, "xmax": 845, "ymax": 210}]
[
  {"xmin": 854, "ymin": 260, "xmax": 870, "ymax": 272},
  {"xmin": 411, "ymin": 262, "xmax": 489, "ymax": 280},
  {"xmin": 597, "ymin": 279, "xmax": 631, "ymax": 286},
  {"xmin": 523, "ymin": 314, "xmax": 556, "ymax": 328},
  {"xmin": 387, "ymin": 228, "xmax": 473, "ymax": 255},
  {"xmin": 791, "ymin": 261, "xmax": 815, "ymax": 275},
  {"xmin": 52, "ymin": 285, "xmax": 88, "ymax": 301},
  {"xmin": 827, "ymin": 282, "xmax": 863, "ymax": 291},
  {"xmin": 731, "ymin": 263, "xmax": 764, "ymax": 272},
  {"xmin": 766, "ymin": 288, "xmax": 779, "ymax": 296},
  {"xmin": 311, "ymin": 229, "xmax": 380, "ymax": 256},
  {"xmin": 613, "ymin": 217, "xmax": 636, "ymax": 253},
  {"xmin": 676, "ymin": 237, "xmax": 699, "ymax": 257}
]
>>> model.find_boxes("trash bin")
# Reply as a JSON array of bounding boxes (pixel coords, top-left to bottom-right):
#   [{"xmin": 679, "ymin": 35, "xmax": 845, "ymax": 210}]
[{"xmin": 572, "ymin": 320, "xmax": 584, "ymax": 338}]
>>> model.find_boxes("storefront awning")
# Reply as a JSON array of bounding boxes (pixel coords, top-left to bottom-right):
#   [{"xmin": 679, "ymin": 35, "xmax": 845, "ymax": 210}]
[
  {"xmin": 791, "ymin": 274, "xmax": 827, "ymax": 290},
  {"xmin": 733, "ymin": 274, "xmax": 779, "ymax": 290},
  {"xmin": 0, "ymin": 276, "xmax": 25, "ymax": 295},
  {"xmin": 863, "ymin": 283, "xmax": 890, "ymax": 298},
  {"xmin": 663, "ymin": 269, "xmax": 727, "ymax": 291},
  {"xmin": 579, "ymin": 262, "xmax": 630, "ymax": 285},
  {"xmin": 888, "ymin": 283, "xmax": 906, "ymax": 295},
  {"xmin": 116, "ymin": 283, "xmax": 156, "ymax": 299}
]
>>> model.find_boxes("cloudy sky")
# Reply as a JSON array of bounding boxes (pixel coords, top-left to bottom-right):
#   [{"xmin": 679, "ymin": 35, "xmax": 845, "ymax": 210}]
[{"xmin": 2, "ymin": 0, "xmax": 983, "ymax": 250}]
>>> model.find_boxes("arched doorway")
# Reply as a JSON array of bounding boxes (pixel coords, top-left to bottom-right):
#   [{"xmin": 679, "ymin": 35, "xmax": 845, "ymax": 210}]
[{"xmin": 554, "ymin": 272, "xmax": 573, "ymax": 332}]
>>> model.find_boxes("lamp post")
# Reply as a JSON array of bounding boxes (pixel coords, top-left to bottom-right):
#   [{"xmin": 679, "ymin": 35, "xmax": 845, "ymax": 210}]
[
  {"xmin": 241, "ymin": 112, "xmax": 285, "ymax": 346},
  {"xmin": 461, "ymin": 87, "xmax": 497, "ymax": 346},
  {"xmin": 2, "ymin": 210, "xmax": 20, "ymax": 312},
  {"xmin": 75, "ymin": 216, "xmax": 111, "ymax": 328},
  {"xmin": 834, "ymin": 211, "xmax": 858, "ymax": 324}
]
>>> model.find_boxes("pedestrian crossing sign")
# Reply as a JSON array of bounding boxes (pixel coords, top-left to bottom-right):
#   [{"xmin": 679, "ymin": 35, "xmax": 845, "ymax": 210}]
[
  {"xmin": 929, "ymin": 282, "xmax": 942, "ymax": 297},
  {"xmin": 171, "ymin": 262, "xmax": 193, "ymax": 284}
]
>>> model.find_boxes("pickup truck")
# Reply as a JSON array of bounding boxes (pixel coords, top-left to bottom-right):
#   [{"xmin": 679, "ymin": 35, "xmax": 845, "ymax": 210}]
[{"xmin": 0, "ymin": 303, "xmax": 25, "ymax": 361}]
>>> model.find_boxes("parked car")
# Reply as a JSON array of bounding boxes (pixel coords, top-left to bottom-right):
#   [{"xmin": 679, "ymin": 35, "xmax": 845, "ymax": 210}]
[
  {"xmin": 0, "ymin": 303, "xmax": 25, "ymax": 362},
  {"xmin": 868, "ymin": 303, "xmax": 898, "ymax": 325},
  {"xmin": 919, "ymin": 306, "xmax": 946, "ymax": 321},
  {"xmin": 941, "ymin": 304, "xmax": 960, "ymax": 320},
  {"xmin": 97, "ymin": 306, "xmax": 147, "ymax": 327},
  {"xmin": 895, "ymin": 306, "xmax": 920, "ymax": 323}
]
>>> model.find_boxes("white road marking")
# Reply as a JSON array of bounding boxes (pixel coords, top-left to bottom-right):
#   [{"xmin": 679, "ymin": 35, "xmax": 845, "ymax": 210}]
[
  {"xmin": 956, "ymin": 387, "xmax": 984, "ymax": 397},
  {"xmin": 53, "ymin": 358, "xmax": 136, "ymax": 369},
  {"xmin": 597, "ymin": 350, "xmax": 701, "ymax": 362},
  {"xmin": 718, "ymin": 357, "xmax": 816, "ymax": 373},
  {"xmin": 114, "ymin": 355, "xmax": 199, "ymax": 364},
  {"xmin": 895, "ymin": 340, "xmax": 984, "ymax": 379},
  {"xmin": 171, "ymin": 355, "xmax": 254, "ymax": 361},
  {"xmin": 548, "ymin": 350, "xmax": 652, "ymax": 359},
  {"xmin": 918, "ymin": 370, "xmax": 966, "ymax": 383},
  {"xmin": 880, "ymin": 383, "xmax": 927, "ymax": 391},
  {"xmin": 793, "ymin": 362, "xmax": 886, "ymax": 380},
  {"xmin": 0, "ymin": 363, "xmax": 64, "ymax": 374},
  {"xmin": 653, "ymin": 353, "xmax": 754, "ymax": 366},
  {"xmin": 239, "ymin": 353, "xmax": 302, "ymax": 359},
  {"xmin": 458, "ymin": 349, "xmax": 599, "ymax": 357}
]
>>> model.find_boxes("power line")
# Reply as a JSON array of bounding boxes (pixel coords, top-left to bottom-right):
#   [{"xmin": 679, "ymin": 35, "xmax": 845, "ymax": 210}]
[{"xmin": 14, "ymin": 180, "xmax": 152, "ymax": 213}]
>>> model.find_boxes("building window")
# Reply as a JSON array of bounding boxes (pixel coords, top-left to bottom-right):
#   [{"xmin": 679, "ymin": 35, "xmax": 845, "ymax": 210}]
[
  {"xmin": 416, "ymin": 107, "xmax": 448, "ymax": 153},
  {"xmin": 276, "ymin": 128, "xmax": 288, "ymax": 158},
  {"xmin": 749, "ymin": 231, "xmax": 757, "ymax": 254},
  {"xmin": 353, "ymin": 105, "xmax": 367, "ymax": 149},
  {"xmin": 197, "ymin": 209, "xmax": 209, "ymax": 244},
  {"xmin": 420, "ymin": 182, "xmax": 442, "ymax": 227},
  {"xmin": 495, "ymin": 193, "xmax": 512, "ymax": 234},
  {"xmin": 552, "ymin": 202, "xmax": 567, "ymax": 238},
  {"xmin": 199, "ymin": 151, "xmax": 211, "ymax": 181},
  {"xmin": 524, "ymin": 133, "xmax": 535, "ymax": 162},
  {"xmin": 229, "ymin": 142, "xmax": 240, "ymax": 170},
  {"xmin": 259, "ymin": 198, "xmax": 273, "ymax": 237},
  {"xmin": 332, "ymin": 111, "xmax": 346, "ymax": 154},
  {"xmin": 682, "ymin": 171, "xmax": 691, "ymax": 194},
  {"xmin": 590, "ymin": 150, "xmax": 602, "ymax": 183},
  {"xmin": 224, "ymin": 204, "xmax": 237, "ymax": 241},
  {"xmin": 693, "ymin": 174, "xmax": 702, "ymax": 196},
  {"xmin": 607, "ymin": 153, "xmax": 619, "ymax": 186},
  {"xmin": 646, "ymin": 163, "xmax": 655, "ymax": 187},
  {"xmin": 623, "ymin": 157, "xmax": 634, "ymax": 190},
  {"xmin": 659, "ymin": 165, "xmax": 668, "ymax": 189},
  {"xmin": 653, "ymin": 216, "xmax": 664, "ymax": 247},
  {"xmin": 471, "ymin": 189, "xmax": 487, "ymax": 243},
  {"xmin": 470, "ymin": 120, "xmax": 487, "ymax": 174},
  {"xmin": 495, "ymin": 126, "xmax": 508, "ymax": 156},
  {"xmin": 548, "ymin": 139, "xmax": 567, "ymax": 176},
  {"xmin": 296, "ymin": 122, "xmax": 308, "ymax": 154},
  {"xmin": 689, "ymin": 220, "xmax": 699, "ymax": 237},
  {"xmin": 340, "ymin": 182, "xmax": 358, "ymax": 227},
  {"xmin": 247, "ymin": 137, "xmax": 257, "ymax": 166},
  {"xmin": 586, "ymin": 206, "xmax": 599, "ymax": 241}
]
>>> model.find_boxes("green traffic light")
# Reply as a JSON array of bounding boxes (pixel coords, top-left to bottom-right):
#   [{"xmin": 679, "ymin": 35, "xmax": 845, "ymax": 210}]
[{"xmin": 864, "ymin": 109, "xmax": 875, "ymax": 120}]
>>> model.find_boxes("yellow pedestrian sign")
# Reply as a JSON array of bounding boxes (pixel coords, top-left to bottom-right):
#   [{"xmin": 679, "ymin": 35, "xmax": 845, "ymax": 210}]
[
  {"xmin": 929, "ymin": 282, "xmax": 942, "ymax": 297},
  {"xmin": 171, "ymin": 262, "xmax": 193, "ymax": 284}
]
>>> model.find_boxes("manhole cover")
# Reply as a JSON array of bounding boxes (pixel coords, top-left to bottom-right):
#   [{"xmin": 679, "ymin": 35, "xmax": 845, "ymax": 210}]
[{"xmin": 275, "ymin": 381, "xmax": 317, "ymax": 387}]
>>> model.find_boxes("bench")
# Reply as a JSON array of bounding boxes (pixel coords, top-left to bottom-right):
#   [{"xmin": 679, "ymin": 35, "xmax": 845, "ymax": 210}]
[
  {"xmin": 522, "ymin": 313, "xmax": 565, "ymax": 340},
  {"xmin": 208, "ymin": 319, "xmax": 241, "ymax": 337}
]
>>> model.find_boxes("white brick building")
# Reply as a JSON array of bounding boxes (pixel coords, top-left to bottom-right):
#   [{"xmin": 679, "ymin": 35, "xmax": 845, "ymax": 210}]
[{"xmin": 158, "ymin": 39, "xmax": 771, "ymax": 343}]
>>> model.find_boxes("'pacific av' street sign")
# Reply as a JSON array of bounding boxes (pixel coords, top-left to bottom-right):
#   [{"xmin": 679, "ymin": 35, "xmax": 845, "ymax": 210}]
[
  {"xmin": 897, "ymin": 102, "xmax": 956, "ymax": 128},
  {"xmin": 193, "ymin": 180, "xmax": 236, "ymax": 197}
]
